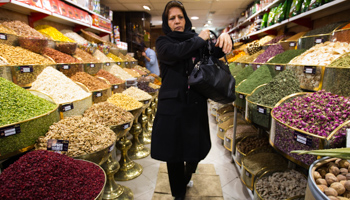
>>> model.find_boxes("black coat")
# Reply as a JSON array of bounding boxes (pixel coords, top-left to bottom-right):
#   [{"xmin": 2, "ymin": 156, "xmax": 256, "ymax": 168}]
[{"xmin": 151, "ymin": 34, "xmax": 225, "ymax": 162}]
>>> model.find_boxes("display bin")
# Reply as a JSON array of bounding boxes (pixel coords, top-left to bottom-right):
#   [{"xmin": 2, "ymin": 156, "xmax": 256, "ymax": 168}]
[
  {"xmin": 56, "ymin": 63, "xmax": 83, "ymax": 78},
  {"xmin": 130, "ymin": 61, "xmax": 138, "ymax": 68},
  {"xmin": 246, "ymin": 84, "xmax": 273, "ymax": 130},
  {"xmin": 123, "ymin": 61, "xmax": 131, "ymax": 69},
  {"xmin": 210, "ymin": 103, "xmax": 218, "ymax": 117},
  {"xmin": 216, "ymin": 104, "xmax": 234, "ymax": 122},
  {"xmin": 234, "ymin": 125, "xmax": 258, "ymax": 154},
  {"xmin": 55, "ymin": 41, "xmax": 78, "ymax": 55},
  {"xmin": 224, "ymin": 127, "xmax": 233, "ymax": 151},
  {"xmin": 331, "ymin": 28, "xmax": 350, "ymax": 43},
  {"xmin": 241, "ymin": 150, "xmax": 285, "ymax": 191},
  {"xmin": 279, "ymin": 41, "xmax": 298, "ymax": 51},
  {"xmin": 18, "ymin": 37, "xmax": 49, "ymax": 54},
  {"xmin": 81, "ymin": 160, "xmax": 107, "ymax": 200},
  {"xmin": 218, "ymin": 112, "xmax": 235, "ymax": 124},
  {"xmin": 110, "ymin": 82, "xmax": 126, "ymax": 94},
  {"xmin": 74, "ymin": 140, "xmax": 116, "ymax": 166},
  {"xmin": 217, "ymin": 116, "xmax": 233, "ymax": 140},
  {"xmin": 103, "ymin": 62, "xmax": 116, "ymax": 69},
  {"xmin": 288, "ymin": 64, "xmax": 325, "ymax": 91},
  {"xmin": 83, "ymin": 62, "xmax": 103, "ymax": 76},
  {"xmin": 0, "ymin": 90, "xmax": 59, "ymax": 160},
  {"xmin": 57, "ymin": 93, "xmax": 93, "ymax": 119},
  {"xmin": 298, "ymin": 34, "xmax": 331, "ymax": 50},
  {"xmin": 115, "ymin": 61, "xmax": 126, "ymax": 68},
  {"xmin": 264, "ymin": 63, "xmax": 286, "ymax": 76},
  {"xmin": 0, "ymin": 32, "xmax": 18, "ymax": 46},
  {"xmin": 254, "ymin": 169, "xmax": 306, "ymax": 200},
  {"xmin": 270, "ymin": 93, "xmax": 349, "ymax": 168},
  {"xmin": 10, "ymin": 64, "xmax": 51, "ymax": 87},
  {"xmin": 322, "ymin": 65, "xmax": 350, "ymax": 97},
  {"xmin": 76, "ymin": 81, "xmax": 112, "ymax": 104},
  {"xmin": 0, "ymin": 56, "xmax": 12, "ymax": 81}
]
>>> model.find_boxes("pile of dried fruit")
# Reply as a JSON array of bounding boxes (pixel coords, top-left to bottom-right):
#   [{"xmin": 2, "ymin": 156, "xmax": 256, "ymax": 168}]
[
  {"xmin": 96, "ymin": 69, "xmax": 125, "ymax": 84},
  {"xmin": 43, "ymin": 48, "xmax": 81, "ymax": 64},
  {"xmin": 0, "ymin": 150, "xmax": 105, "ymax": 200},
  {"xmin": 71, "ymin": 72, "xmax": 110, "ymax": 91},
  {"xmin": 35, "ymin": 25, "xmax": 74, "ymax": 42}
]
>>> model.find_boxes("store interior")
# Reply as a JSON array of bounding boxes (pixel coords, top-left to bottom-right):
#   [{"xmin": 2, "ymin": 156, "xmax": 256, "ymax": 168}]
[{"xmin": 1, "ymin": 0, "xmax": 350, "ymax": 199}]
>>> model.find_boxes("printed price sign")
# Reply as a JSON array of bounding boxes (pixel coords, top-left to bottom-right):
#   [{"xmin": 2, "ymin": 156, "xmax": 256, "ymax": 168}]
[
  {"xmin": 257, "ymin": 106, "xmax": 266, "ymax": 115},
  {"xmin": 20, "ymin": 66, "xmax": 33, "ymax": 73},
  {"xmin": 95, "ymin": 92, "xmax": 102, "ymax": 97},
  {"xmin": 226, "ymin": 138, "xmax": 231, "ymax": 143},
  {"xmin": 47, "ymin": 139, "xmax": 69, "ymax": 152},
  {"xmin": 123, "ymin": 123, "xmax": 130, "ymax": 129},
  {"xmin": 132, "ymin": 61, "xmax": 136, "ymax": 64},
  {"xmin": 257, "ymin": 65, "xmax": 261, "ymax": 69},
  {"xmin": 62, "ymin": 65, "xmax": 70, "ymax": 70},
  {"xmin": 289, "ymin": 42, "xmax": 296, "ymax": 47},
  {"xmin": 294, "ymin": 131, "xmax": 313, "ymax": 147},
  {"xmin": 0, "ymin": 124, "xmax": 21, "ymax": 137},
  {"xmin": 245, "ymin": 64, "xmax": 249, "ymax": 67},
  {"xmin": 315, "ymin": 38, "xmax": 324, "ymax": 44},
  {"xmin": 125, "ymin": 62, "xmax": 129, "ymax": 65},
  {"xmin": 113, "ymin": 85, "xmax": 119, "ymax": 89},
  {"xmin": 108, "ymin": 143, "xmax": 115, "ymax": 152},
  {"xmin": 60, "ymin": 103, "xmax": 74, "ymax": 112},
  {"xmin": 90, "ymin": 64, "xmax": 95, "ymax": 68},
  {"xmin": 239, "ymin": 94, "xmax": 244, "ymax": 99},
  {"xmin": 304, "ymin": 66, "xmax": 316, "ymax": 74},
  {"xmin": 106, "ymin": 62, "xmax": 110, "ymax": 66},
  {"xmin": 117, "ymin": 62, "xmax": 121, "ymax": 65},
  {"xmin": 0, "ymin": 33, "xmax": 7, "ymax": 40},
  {"xmin": 275, "ymin": 65, "xmax": 283, "ymax": 71},
  {"xmin": 219, "ymin": 128, "xmax": 224, "ymax": 132}
]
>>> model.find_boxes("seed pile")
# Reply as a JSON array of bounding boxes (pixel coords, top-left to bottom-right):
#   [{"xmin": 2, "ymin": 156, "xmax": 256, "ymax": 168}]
[
  {"xmin": 107, "ymin": 93, "xmax": 143, "ymax": 111},
  {"xmin": 74, "ymin": 48, "xmax": 99, "ymax": 63},
  {"xmin": 1, "ymin": 20, "xmax": 45, "ymax": 38},
  {"xmin": 236, "ymin": 65, "xmax": 273, "ymax": 94},
  {"xmin": 0, "ymin": 24, "xmax": 16, "ymax": 35},
  {"xmin": 83, "ymin": 102, "xmax": 133, "ymax": 126},
  {"xmin": 43, "ymin": 47, "xmax": 80, "ymax": 64},
  {"xmin": 123, "ymin": 68, "xmax": 141, "ymax": 78},
  {"xmin": 93, "ymin": 50, "xmax": 114, "ymax": 62},
  {"xmin": 105, "ymin": 64, "xmax": 134, "ymax": 80},
  {"xmin": 122, "ymin": 86, "xmax": 152, "ymax": 101},
  {"xmin": 0, "ymin": 150, "xmax": 105, "ymax": 200},
  {"xmin": 31, "ymin": 67, "xmax": 91, "ymax": 104},
  {"xmin": 71, "ymin": 72, "xmax": 110, "ymax": 91},
  {"xmin": 329, "ymin": 52, "xmax": 350, "ymax": 67},
  {"xmin": 96, "ymin": 69, "xmax": 125, "ymax": 84},
  {"xmin": 267, "ymin": 49, "xmax": 307, "ymax": 64},
  {"xmin": 36, "ymin": 115, "xmax": 116, "ymax": 157},
  {"xmin": 61, "ymin": 29, "xmax": 89, "ymax": 44},
  {"xmin": 35, "ymin": 25, "xmax": 74, "ymax": 42}
]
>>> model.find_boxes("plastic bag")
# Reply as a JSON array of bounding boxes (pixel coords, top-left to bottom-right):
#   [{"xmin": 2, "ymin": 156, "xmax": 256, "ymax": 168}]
[
  {"xmin": 261, "ymin": 13, "xmax": 269, "ymax": 29},
  {"xmin": 268, "ymin": 7, "xmax": 277, "ymax": 26},
  {"xmin": 274, "ymin": 3, "xmax": 283, "ymax": 24},
  {"xmin": 289, "ymin": 0, "xmax": 304, "ymax": 18},
  {"xmin": 301, "ymin": 0, "xmax": 311, "ymax": 12},
  {"xmin": 276, "ymin": 0, "xmax": 290, "ymax": 22},
  {"xmin": 309, "ymin": 0, "xmax": 322, "ymax": 9}
]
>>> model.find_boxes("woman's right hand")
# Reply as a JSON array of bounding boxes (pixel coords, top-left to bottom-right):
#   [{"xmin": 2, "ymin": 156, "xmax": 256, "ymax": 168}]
[{"xmin": 198, "ymin": 29, "xmax": 210, "ymax": 41}]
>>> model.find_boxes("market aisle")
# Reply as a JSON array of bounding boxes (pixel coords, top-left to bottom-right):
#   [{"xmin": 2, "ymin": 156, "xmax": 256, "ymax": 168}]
[{"xmin": 116, "ymin": 107, "xmax": 252, "ymax": 200}]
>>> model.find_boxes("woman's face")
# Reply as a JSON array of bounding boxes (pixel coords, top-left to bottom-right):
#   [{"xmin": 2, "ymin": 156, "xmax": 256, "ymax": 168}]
[{"xmin": 168, "ymin": 7, "xmax": 185, "ymax": 32}]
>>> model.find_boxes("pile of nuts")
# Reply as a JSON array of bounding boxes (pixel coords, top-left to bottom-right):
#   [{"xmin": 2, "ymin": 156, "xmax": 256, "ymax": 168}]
[
  {"xmin": 74, "ymin": 48, "xmax": 99, "ymax": 63},
  {"xmin": 43, "ymin": 48, "xmax": 81, "ymax": 64},
  {"xmin": 314, "ymin": 159, "xmax": 350, "ymax": 199},
  {"xmin": 106, "ymin": 64, "xmax": 134, "ymax": 80},
  {"xmin": 96, "ymin": 69, "xmax": 125, "ymax": 84},
  {"xmin": 0, "ymin": 24, "xmax": 16, "ymax": 35},
  {"xmin": 35, "ymin": 115, "xmax": 116, "ymax": 157},
  {"xmin": 122, "ymin": 86, "xmax": 152, "ymax": 101},
  {"xmin": 1, "ymin": 20, "xmax": 45, "ymax": 38},
  {"xmin": 123, "ymin": 68, "xmax": 141, "ymax": 78},
  {"xmin": 71, "ymin": 72, "xmax": 110, "ymax": 91},
  {"xmin": 107, "ymin": 93, "xmax": 143, "ymax": 111}
]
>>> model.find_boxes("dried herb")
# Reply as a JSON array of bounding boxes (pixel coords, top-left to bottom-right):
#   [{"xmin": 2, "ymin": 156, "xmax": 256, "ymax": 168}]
[
  {"xmin": 236, "ymin": 65, "xmax": 273, "ymax": 94},
  {"xmin": 299, "ymin": 35, "xmax": 330, "ymax": 49},
  {"xmin": 304, "ymin": 21, "xmax": 346, "ymax": 36},
  {"xmin": 267, "ymin": 49, "xmax": 307, "ymax": 64},
  {"xmin": 237, "ymin": 136, "xmax": 269, "ymax": 154},
  {"xmin": 235, "ymin": 50, "xmax": 265, "ymax": 63},
  {"xmin": 229, "ymin": 62, "xmax": 243, "ymax": 76},
  {"xmin": 0, "ymin": 150, "xmax": 105, "ymax": 199},
  {"xmin": 323, "ymin": 67, "xmax": 350, "ymax": 97},
  {"xmin": 254, "ymin": 44, "xmax": 285, "ymax": 63},
  {"xmin": 329, "ymin": 52, "xmax": 350, "ymax": 67},
  {"xmin": 243, "ymin": 153, "xmax": 288, "ymax": 174},
  {"xmin": 235, "ymin": 65, "xmax": 254, "ymax": 86}
]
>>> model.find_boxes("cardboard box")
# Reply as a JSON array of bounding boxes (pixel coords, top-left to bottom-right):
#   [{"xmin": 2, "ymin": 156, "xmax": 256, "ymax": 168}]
[
  {"xmin": 58, "ymin": 1, "xmax": 69, "ymax": 17},
  {"xmin": 50, "ymin": 0, "xmax": 60, "ymax": 14},
  {"xmin": 31, "ymin": 0, "xmax": 43, "ymax": 9},
  {"xmin": 41, "ymin": 0, "xmax": 51, "ymax": 11}
]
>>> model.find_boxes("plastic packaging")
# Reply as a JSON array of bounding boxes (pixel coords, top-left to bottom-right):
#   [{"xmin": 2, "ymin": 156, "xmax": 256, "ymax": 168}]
[{"xmin": 289, "ymin": 0, "xmax": 304, "ymax": 18}]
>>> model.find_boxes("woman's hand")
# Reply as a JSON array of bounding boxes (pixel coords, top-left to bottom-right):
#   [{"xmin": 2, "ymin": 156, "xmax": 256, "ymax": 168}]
[
  {"xmin": 198, "ymin": 29, "xmax": 210, "ymax": 41},
  {"xmin": 215, "ymin": 33, "xmax": 232, "ymax": 54}
]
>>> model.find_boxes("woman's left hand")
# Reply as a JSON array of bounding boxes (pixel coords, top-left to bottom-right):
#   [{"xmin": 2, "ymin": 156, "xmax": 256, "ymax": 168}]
[{"xmin": 215, "ymin": 33, "xmax": 232, "ymax": 54}]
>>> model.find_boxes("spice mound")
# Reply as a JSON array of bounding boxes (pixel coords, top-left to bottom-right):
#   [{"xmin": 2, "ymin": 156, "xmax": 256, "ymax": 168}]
[
  {"xmin": 35, "ymin": 25, "xmax": 75, "ymax": 42},
  {"xmin": 107, "ymin": 93, "xmax": 143, "ymax": 111},
  {"xmin": 0, "ymin": 150, "xmax": 105, "ymax": 200},
  {"xmin": 236, "ymin": 65, "xmax": 273, "ymax": 94},
  {"xmin": 43, "ymin": 47, "xmax": 81, "ymax": 64},
  {"xmin": 123, "ymin": 68, "xmax": 141, "ymax": 78},
  {"xmin": 74, "ymin": 48, "xmax": 99, "ymax": 63},
  {"xmin": 267, "ymin": 49, "xmax": 307, "ymax": 64},
  {"xmin": 93, "ymin": 50, "xmax": 114, "ymax": 62},
  {"xmin": 35, "ymin": 116, "xmax": 116, "ymax": 157},
  {"xmin": 255, "ymin": 169, "xmax": 307, "ymax": 200},
  {"xmin": 237, "ymin": 136, "xmax": 270, "ymax": 154},
  {"xmin": 31, "ymin": 67, "xmax": 91, "ymax": 104},
  {"xmin": 122, "ymin": 86, "xmax": 152, "ymax": 101},
  {"xmin": 253, "ymin": 44, "xmax": 285, "ymax": 63},
  {"xmin": 83, "ymin": 102, "xmax": 133, "ymax": 126},
  {"xmin": 0, "ymin": 77, "xmax": 56, "ymax": 126},
  {"xmin": 105, "ymin": 64, "xmax": 134, "ymax": 80},
  {"xmin": 234, "ymin": 65, "xmax": 254, "ymax": 86},
  {"xmin": 71, "ymin": 72, "xmax": 110, "ymax": 91},
  {"xmin": 96, "ymin": 69, "xmax": 125, "ymax": 84},
  {"xmin": 1, "ymin": 20, "xmax": 45, "ymax": 38}
]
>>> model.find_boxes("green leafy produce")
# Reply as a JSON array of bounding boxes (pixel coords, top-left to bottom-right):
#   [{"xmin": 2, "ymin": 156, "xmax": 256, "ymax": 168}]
[
  {"xmin": 235, "ymin": 65, "xmax": 254, "ymax": 86},
  {"xmin": 267, "ymin": 49, "xmax": 307, "ymax": 64},
  {"xmin": 229, "ymin": 62, "xmax": 243, "ymax": 76},
  {"xmin": 247, "ymin": 69, "xmax": 301, "ymax": 107},
  {"xmin": 236, "ymin": 65, "xmax": 273, "ymax": 94}
]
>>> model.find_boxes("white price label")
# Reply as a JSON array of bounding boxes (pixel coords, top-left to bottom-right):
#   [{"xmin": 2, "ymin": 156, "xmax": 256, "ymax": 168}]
[
  {"xmin": 0, "ymin": 33, "xmax": 7, "ymax": 40},
  {"xmin": 226, "ymin": 138, "xmax": 230, "ymax": 142},
  {"xmin": 117, "ymin": 62, "xmax": 121, "ymax": 65},
  {"xmin": 90, "ymin": 64, "xmax": 95, "ymax": 68},
  {"xmin": 257, "ymin": 65, "xmax": 260, "ymax": 68},
  {"xmin": 245, "ymin": 64, "xmax": 249, "ymax": 67},
  {"xmin": 125, "ymin": 62, "xmax": 129, "ymax": 65},
  {"xmin": 4, "ymin": 128, "xmax": 16, "ymax": 137},
  {"xmin": 258, "ymin": 107, "xmax": 265, "ymax": 114},
  {"xmin": 95, "ymin": 92, "xmax": 102, "ymax": 97},
  {"xmin": 108, "ymin": 144, "xmax": 115, "ymax": 152},
  {"xmin": 275, "ymin": 65, "xmax": 282, "ymax": 71},
  {"xmin": 315, "ymin": 38, "xmax": 323, "ymax": 44},
  {"xmin": 106, "ymin": 62, "xmax": 110, "ymax": 66},
  {"xmin": 219, "ymin": 128, "xmax": 223, "ymax": 132},
  {"xmin": 239, "ymin": 94, "xmax": 244, "ymax": 99},
  {"xmin": 289, "ymin": 42, "xmax": 296, "ymax": 47},
  {"xmin": 346, "ymin": 129, "xmax": 350, "ymax": 148},
  {"xmin": 113, "ymin": 85, "xmax": 119, "ymax": 89},
  {"xmin": 296, "ymin": 135, "xmax": 307, "ymax": 144},
  {"xmin": 63, "ymin": 65, "xmax": 70, "ymax": 69},
  {"xmin": 0, "ymin": 125, "xmax": 21, "ymax": 137},
  {"xmin": 123, "ymin": 123, "xmax": 130, "ymax": 129},
  {"xmin": 245, "ymin": 171, "xmax": 251, "ymax": 178},
  {"xmin": 22, "ymin": 67, "xmax": 31, "ymax": 73}
]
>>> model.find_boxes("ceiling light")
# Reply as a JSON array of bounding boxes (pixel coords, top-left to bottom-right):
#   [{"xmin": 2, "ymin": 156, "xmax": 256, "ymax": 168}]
[
  {"xmin": 207, "ymin": 20, "xmax": 212, "ymax": 24},
  {"xmin": 143, "ymin": 5, "xmax": 151, "ymax": 10},
  {"xmin": 204, "ymin": 24, "xmax": 209, "ymax": 27},
  {"xmin": 192, "ymin": 27, "xmax": 196, "ymax": 29},
  {"xmin": 191, "ymin": 16, "xmax": 199, "ymax": 20}
]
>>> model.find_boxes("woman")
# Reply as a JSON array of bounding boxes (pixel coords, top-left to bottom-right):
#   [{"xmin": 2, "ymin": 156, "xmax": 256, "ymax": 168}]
[{"xmin": 151, "ymin": 1, "xmax": 232, "ymax": 199}]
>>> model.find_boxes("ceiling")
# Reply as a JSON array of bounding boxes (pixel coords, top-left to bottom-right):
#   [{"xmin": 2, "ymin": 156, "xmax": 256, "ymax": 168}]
[{"xmin": 101, "ymin": 0, "xmax": 252, "ymax": 33}]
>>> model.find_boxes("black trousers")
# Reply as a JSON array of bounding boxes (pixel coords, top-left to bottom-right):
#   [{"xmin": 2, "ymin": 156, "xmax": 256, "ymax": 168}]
[{"xmin": 166, "ymin": 161, "xmax": 199, "ymax": 197}]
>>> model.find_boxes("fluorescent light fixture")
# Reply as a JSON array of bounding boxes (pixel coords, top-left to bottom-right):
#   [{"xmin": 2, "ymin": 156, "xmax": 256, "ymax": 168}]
[
  {"xmin": 207, "ymin": 20, "xmax": 212, "ymax": 24},
  {"xmin": 143, "ymin": 5, "xmax": 151, "ymax": 10},
  {"xmin": 191, "ymin": 16, "xmax": 199, "ymax": 20},
  {"xmin": 204, "ymin": 24, "xmax": 209, "ymax": 27},
  {"xmin": 192, "ymin": 27, "xmax": 196, "ymax": 29}
]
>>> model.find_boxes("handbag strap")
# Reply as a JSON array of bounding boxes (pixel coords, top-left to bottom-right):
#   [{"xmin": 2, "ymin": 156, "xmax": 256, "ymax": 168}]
[{"xmin": 208, "ymin": 30, "xmax": 229, "ymax": 65}]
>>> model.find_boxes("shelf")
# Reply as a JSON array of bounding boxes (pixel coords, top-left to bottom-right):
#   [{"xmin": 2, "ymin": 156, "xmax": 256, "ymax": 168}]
[
  {"xmin": 0, "ymin": 0, "xmax": 112, "ymax": 34},
  {"xmin": 62, "ymin": 0, "xmax": 110, "ymax": 23},
  {"xmin": 232, "ymin": 0, "xmax": 349, "ymax": 42}
]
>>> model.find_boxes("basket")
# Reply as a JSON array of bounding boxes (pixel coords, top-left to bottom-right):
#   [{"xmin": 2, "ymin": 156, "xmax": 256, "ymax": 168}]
[
  {"xmin": 10, "ymin": 64, "xmax": 50, "ymax": 87},
  {"xmin": 0, "ymin": 90, "xmax": 59, "ymax": 160},
  {"xmin": 322, "ymin": 62, "xmax": 350, "ymax": 97},
  {"xmin": 270, "ymin": 93, "xmax": 349, "ymax": 168},
  {"xmin": 0, "ymin": 32, "xmax": 18, "ymax": 46}
]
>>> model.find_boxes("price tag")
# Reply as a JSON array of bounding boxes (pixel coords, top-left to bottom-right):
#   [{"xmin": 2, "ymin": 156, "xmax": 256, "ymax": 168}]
[
  {"xmin": 289, "ymin": 42, "xmax": 296, "ymax": 47},
  {"xmin": 113, "ymin": 85, "xmax": 119, "ymax": 89},
  {"xmin": 347, "ymin": 129, "xmax": 350, "ymax": 147},
  {"xmin": 108, "ymin": 143, "xmax": 115, "ymax": 152},
  {"xmin": 90, "ymin": 64, "xmax": 95, "ymax": 68},
  {"xmin": 245, "ymin": 171, "xmax": 251, "ymax": 178},
  {"xmin": 47, "ymin": 139, "xmax": 69, "ymax": 152},
  {"xmin": 275, "ymin": 65, "xmax": 283, "ymax": 71},
  {"xmin": 132, "ymin": 61, "xmax": 135, "ymax": 64},
  {"xmin": 125, "ymin": 62, "xmax": 129, "ymax": 65},
  {"xmin": 304, "ymin": 66, "xmax": 316, "ymax": 74},
  {"xmin": 106, "ymin": 62, "xmax": 110, "ymax": 66},
  {"xmin": 60, "ymin": 103, "xmax": 74, "ymax": 112},
  {"xmin": 62, "ymin": 65, "xmax": 70, "ymax": 70},
  {"xmin": 226, "ymin": 138, "xmax": 231, "ymax": 143},
  {"xmin": 20, "ymin": 66, "xmax": 33, "ymax": 73},
  {"xmin": 95, "ymin": 92, "xmax": 102, "ymax": 97},
  {"xmin": 239, "ymin": 94, "xmax": 244, "ymax": 99},
  {"xmin": 123, "ymin": 123, "xmax": 130, "ymax": 129},
  {"xmin": 0, "ymin": 125, "xmax": 21, "ymax": 137},
  {"xmin": 144, "ymin": 100, "xmax": 150, "ymax": 104},
  {"xmin": 117, "ymin": 62, "xmax": 121, "ymax": 65},
  {"xmin": 245, "ymin": 64, "xmax": 249, "ymax": 67},
  {"xmin": 315, "ymin": 38, "xmax": 324, "ymax": 44},
  {"xmin": 257, "ymin": 105, "xmax": 266, "ymax": 114},
  {"xmin": 257, "ymin": 65, "xmax": 261, "ymax": 69},
  {"xmin": 0, "ymin": 33, "xmax": 7, "ymax": 40},
  {"xmin": 219, "ymin": 128, "xmax": 224, "ymax": 132},
  {"xmin": 294, "ymin": 131, "xmax": 313, "ymax": 147}
]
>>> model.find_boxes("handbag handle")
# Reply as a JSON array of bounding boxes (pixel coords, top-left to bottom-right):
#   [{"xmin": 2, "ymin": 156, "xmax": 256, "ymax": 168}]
[{"xmin": 208, "ymin": 30, "xmax": 228, "ymax": 64}]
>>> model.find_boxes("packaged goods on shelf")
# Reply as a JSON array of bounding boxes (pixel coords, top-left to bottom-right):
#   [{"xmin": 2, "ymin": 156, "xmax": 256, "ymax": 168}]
[
  {"xmin": 35, "ymin": 25, "xmax": 75, "ymax": 42},
  {"xmin": 104, "ymin": 64, "xmax": 134, "ymax": 80},
  {"xmin": 122, "ymin": 86, "xmax": 152, "ymax": 101},
  {"xmin": 123, "ymin": 68, "xmax": 141, "ymax": 78},
  {"xmin": 43, "ymin": 47, "xmax": 81, "ymax": 63},
  {"xmin": 0, "ymin": 78, "xmax": 59, "ymax": 157},
  {"xmin": 289, "ymin": 42, "xmax": 350, "ymax": 66},
  {"xmin": 83, "ymin": 102, "xmax": 133, "ymax": 126},
  {"xmin": 1, "ymin": 20, "xmax": 45, "ymax": 38},
  {"xmin": 35, "ymin": 115, "xmax": 116, "ymax": 157},
  {"xmin": 0, "ymin": 150, "xmax": 105, "ymax": 200},
  {"xmin": 235, "ymin": 65, "xmax": 254, "ymax": 86},
  {"xmin": 74, "ymin": 48, "xmax": 99, "ymax": 63},
  {"xmin": 289, "ymin": 0, "xmax": 303, "ymax": 18},
  {"xmin": 253, "ymin": 44, "xmax": 285, "ymax": 63},
  {"xmin": 255, "ymin": 169, "xmax": 307, "ymax": 200},
  {"xmin": 61, "ymin": 29, "xmax": 89, "ymax": 45},
  {"xmin": 107, "ymin": 93, "xmax": 143, "ymax": 111},
  {"xmin": 267, "ymin": 49, "xmax": 307, "ymax": 64},
  {"xmin": 93, "ymin": 49, "xmax": 114, "ymax": 62},
  {"xmin": 71, "ymin": 72, "xmax": 110, "ymax": 91},
  {"xmin": 236, "ymin": 65, "xmax": 273, "ymax": 95}
]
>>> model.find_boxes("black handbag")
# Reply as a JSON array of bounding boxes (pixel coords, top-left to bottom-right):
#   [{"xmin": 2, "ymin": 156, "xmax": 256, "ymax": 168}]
[{"xmin": 188, "ymin": 31, "xmax": 236, "ymax": 104}]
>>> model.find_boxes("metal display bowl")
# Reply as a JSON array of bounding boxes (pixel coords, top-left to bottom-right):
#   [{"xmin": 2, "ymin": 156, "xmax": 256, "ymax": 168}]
[
  {"xmin": 18, "ymin": 36, "xmax": 49, "ymax": 54},
  {"xmin": 55, "ymin": 41, "xmax": 78, "ymax": 55},
  {"xmin": 10, "ymin": 64, "xmax": 51, "ymax": 87},
  {"xmin": 74, "ymin": 141, "xmax": 115, "ymax": 166}
]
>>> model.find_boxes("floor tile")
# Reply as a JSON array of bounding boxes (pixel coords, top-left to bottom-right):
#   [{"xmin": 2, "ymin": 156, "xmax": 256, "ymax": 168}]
[
  {"xmin": 222, "ymin": 178, "xmax": 253, "ymax": 200},
  {"xmin": 142, "ymin": 162, "xmax": 161, "ymax": 184},
  {"xmin": 116, "ymin": 174, "xmax": 155, "ymax": 197},
  {"xmin": 134, "ymin": 189, "xmax": 155, "ymax": 200}
]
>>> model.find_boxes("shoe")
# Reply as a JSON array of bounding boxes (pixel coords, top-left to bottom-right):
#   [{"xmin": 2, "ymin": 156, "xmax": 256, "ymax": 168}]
[{"xmin": 187, "ymin": 180, "xmax": 193, "ymax": 188}]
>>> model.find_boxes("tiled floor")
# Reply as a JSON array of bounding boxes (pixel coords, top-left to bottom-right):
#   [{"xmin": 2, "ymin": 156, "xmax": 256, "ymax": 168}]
[{"xmin": 116, "ymin": 109, "xmax": 253, "ymax": 200}]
